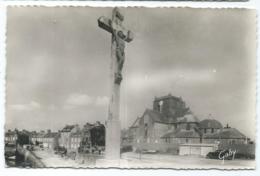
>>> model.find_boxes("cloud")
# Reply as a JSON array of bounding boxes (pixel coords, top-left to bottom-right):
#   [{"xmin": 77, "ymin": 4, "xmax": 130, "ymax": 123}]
[
  {"xmin": 9, "ymin": 101, "xmax": 41, "ymax": 111},
  {"xmin": 65, "ymin": 93, "xmax": 94, "ymax": 106},
  {"xmin": 127, "ymin": 68, "xmax": 217, "ymax": 92},
  {"xmin": 95, "ymin": 96, "xmax": 109, "ymax": 106},
  {"xmin": 64, "ymin": 93, "xmax": 109, "ymax": 109}
]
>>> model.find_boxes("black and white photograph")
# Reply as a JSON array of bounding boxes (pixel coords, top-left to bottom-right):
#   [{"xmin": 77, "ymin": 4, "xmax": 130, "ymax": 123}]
[{"xmin": 4, "ymin": 7, "xmax": 256, "ymax": 169}]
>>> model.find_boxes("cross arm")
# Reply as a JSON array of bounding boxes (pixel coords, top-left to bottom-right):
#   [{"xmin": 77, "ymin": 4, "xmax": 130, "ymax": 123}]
[
  {"xmin": 98, "ymin": 16, "xmax": 134, "ymax": 43},
  {"xmin": 98, "ymin": 16, "xmax": 113, "ymax": 34}
]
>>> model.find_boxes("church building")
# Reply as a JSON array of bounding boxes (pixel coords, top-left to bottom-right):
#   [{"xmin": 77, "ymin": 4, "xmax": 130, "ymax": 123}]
[{"xmin": 128, "ymin": 93, "xmax": 249, "ymax": 156}]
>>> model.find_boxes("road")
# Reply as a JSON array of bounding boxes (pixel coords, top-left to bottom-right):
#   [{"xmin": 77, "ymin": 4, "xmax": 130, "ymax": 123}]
[
  {"xmin": 120, "ymin": 152, "xmax": 255, "ymax": 169},
  {"xmin": 33, "ymin": 150, "xmax": 255, "ymax": 169}
]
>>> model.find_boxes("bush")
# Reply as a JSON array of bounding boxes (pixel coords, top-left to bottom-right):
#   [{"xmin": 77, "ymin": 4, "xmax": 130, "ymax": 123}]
[{"xmin": 121, "ymin": 145, "xmax": 133, "ymax": 153}]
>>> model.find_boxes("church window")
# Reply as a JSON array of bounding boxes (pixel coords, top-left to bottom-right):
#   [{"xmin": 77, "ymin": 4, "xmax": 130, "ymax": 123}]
[
  {"xmin": 186, "ymin": 123, "xmax": 191, "ymax": 130},
  {"xmin": 159, "ymin": 100, "xmax": 163, "ymax": 113},
  {"xmin": 144, "ymin": 124, "xmax": 148, "ymax": 138}
]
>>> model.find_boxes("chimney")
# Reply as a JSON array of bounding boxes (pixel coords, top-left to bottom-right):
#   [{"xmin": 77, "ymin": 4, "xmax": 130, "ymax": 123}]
[{"xmin": 225, "ymin": 123, "xmax": 230, "ymax": 128}]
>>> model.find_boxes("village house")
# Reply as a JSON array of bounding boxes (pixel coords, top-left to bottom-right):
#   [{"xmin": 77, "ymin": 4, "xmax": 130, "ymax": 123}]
[
  {"xmin": 30, "ymin": 130, "xmax": 46, "ymax": 145},
  {"xmin": 42, "ymin": 130, "xmax": 60, "ymax": 149},
  {"xmin": 204, "ymin": 124, "xmax": 247, "ymax": 145},
  {"xmin": 70, "ymin": 131, "xmax": 81, "ymax": 150},
  {"xmin": 80, "ymin": 122, "xmax": 94, "ymax": 148},
  {"xmin": 5, "ymin": 130, "xmax": 18, "ymax": 144},
  {"xmin": 59, "ymin": 124, "xmax": 80, "ymax": 151}
]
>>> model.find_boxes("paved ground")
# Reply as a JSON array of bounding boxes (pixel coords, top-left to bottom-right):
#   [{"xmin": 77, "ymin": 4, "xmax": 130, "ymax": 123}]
[
  {"xmin": 33, "ymin": 150, "xmax": 255, "ymax": 169},
  {"xmin": 120, "ymin": 152, "xmax": 255, "ymax": 169},
  {"xmin": 33, "ymin": 149, "xmax": 89, "ymax": 168}
]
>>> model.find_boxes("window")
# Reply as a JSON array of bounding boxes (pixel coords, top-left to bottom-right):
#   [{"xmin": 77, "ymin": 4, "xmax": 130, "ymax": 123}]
[
  {"xmin": 159, "ymin": 100, "xmax": 163, "ymax": 113},
  {"xmin": 165, "ymin": 138, "xmax": 170, "ymax": 143},
  {"xmin": 204, "ymin": 129, "xmax": 207, "ymax": 133},
  {"xmin": 211, "ymin": 128, "xmax": 214, "ymax": 133},
  {"xmin": 144, "ymin": 124, "xmax": 148, "ymax": 138},
  {"xmin": 186, "ymin": 138, "xmax": 189, "ymax": 143},
  {"xmin": 186, "ymin": 123, "xmax": 190, "ymax": 130}
]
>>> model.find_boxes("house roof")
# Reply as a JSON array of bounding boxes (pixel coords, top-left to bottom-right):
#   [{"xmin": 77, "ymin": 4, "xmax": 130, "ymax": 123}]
[
  {"xmin": 177, "ymin": 114, "xmax": 199, "ymax": 123},
  {"xmin": 162, "ymin": 129, "xmax": 200, "ymax": 138},
  {"xmin": 31, "ymin": 132, "xmax": 46, "ymax": 138},
  {"xmin": 199, "ymin": 119, "xmax": 223, "ymax": 129},
  {"xmin": 61, "ymin": 125, "xmax": 77, "ymax": 132},
  {"xmin": 5, "ymin": 131, "xmax": 17, "ymax": 136},
  {"xmin": 204, "ymin": 128, "xmax": 246, "ymax": 139},
  {"xmin": 175, "ymin": 130, "xmax": 201, "ymax": 138},
  {"xmin": 44, "ymin": 132, "xmax": 59, "ymax": 138},
  {"xmin": 71, "ymin": 132, "xmax": 82, "ymax": 137},
  {"xmin": 143, "ymin": 109, "xmax": 177, "ymax": 124}
]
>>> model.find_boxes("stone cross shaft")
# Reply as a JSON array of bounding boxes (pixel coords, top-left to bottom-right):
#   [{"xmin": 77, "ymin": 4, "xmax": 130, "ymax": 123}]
[{"xmin": 98, "ymin": 8, "xmax": 134, "ymax": 161}]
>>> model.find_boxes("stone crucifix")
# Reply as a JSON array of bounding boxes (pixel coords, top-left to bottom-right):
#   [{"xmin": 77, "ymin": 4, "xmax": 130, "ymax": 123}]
[{"xmin": 98, "ymin": 8, "xmax": 133, "ymax": 161}]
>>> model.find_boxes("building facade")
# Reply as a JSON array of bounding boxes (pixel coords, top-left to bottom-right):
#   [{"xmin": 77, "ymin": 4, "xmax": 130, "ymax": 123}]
[
  {"xmin": 59, "ymin": 124, "xmax": 80, "ymax": 151},
  {"xmin": 5, "ymin": 130, "xmax": 17, "ymax": 144},
  {"xmin": 43, "ymin": 131, "xmax": 59, "ymax": 149}
]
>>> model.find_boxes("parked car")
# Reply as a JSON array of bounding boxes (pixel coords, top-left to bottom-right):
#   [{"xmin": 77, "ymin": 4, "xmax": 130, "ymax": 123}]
[{"xmin": 54, "ymin": 146, "xmax": 67, "ymax": 156}]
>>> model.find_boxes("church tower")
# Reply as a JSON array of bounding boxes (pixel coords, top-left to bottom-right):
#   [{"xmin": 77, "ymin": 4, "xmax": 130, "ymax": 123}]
[{"xmin": 153, "ymin": 93, "xmax": 190, "ymax": 121}]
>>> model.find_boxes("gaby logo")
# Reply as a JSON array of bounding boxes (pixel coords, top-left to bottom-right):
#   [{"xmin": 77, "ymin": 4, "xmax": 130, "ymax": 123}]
[{"xmin": 218, "ymin": 149, "xmax": 237, "ymax": 160}]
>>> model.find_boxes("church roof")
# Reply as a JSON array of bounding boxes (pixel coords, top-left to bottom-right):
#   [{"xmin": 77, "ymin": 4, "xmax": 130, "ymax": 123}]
[
  {"xmin": 204, "ymin": 128, "xmax": 246, "ymax": 139},
  {"xmin": 143, "ymin": 109, "xmax": 176, "ymax": 124},
  {"xmin": 130, "ymin": 117, "xmax": 141, "ymax": 128},
  {"xmin": 154, "ymin": 94, "xmax": 182, "ymax": 101},
  {"xmin": 161, "ymin": 129, "xmax": 180, "ymax": 138},
  {"xmin": 199, "ymin": 119, "xmax": 223, "ymax": 129},
  {"xmin": 177, "ymin": 114, "xmax": 199, "ymax": 123}
]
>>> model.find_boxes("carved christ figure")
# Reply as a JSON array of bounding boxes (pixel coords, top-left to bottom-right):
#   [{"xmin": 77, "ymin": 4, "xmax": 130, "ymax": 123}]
[
  {"xmin": 98, "ymin": 7, "xmax": 133, "ymax": 85},
  {"xmin": 111, "ymin": 9, "xmax": 127, "ymax": 83},
  {"xmin": 113, "ymin": 30, "xmax": 125, "ymax": 80}
]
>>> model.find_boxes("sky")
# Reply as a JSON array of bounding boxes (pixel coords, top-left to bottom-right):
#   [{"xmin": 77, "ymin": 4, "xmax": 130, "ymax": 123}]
[{"xmin": 5, "ymin": 7, "xmax": 256, "ymax": 139}]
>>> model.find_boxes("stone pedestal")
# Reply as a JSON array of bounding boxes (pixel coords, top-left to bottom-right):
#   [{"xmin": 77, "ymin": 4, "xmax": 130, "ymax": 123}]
[{"xmin": 105, "ymin": 119, "xmax": 121, "ymax": 160}]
